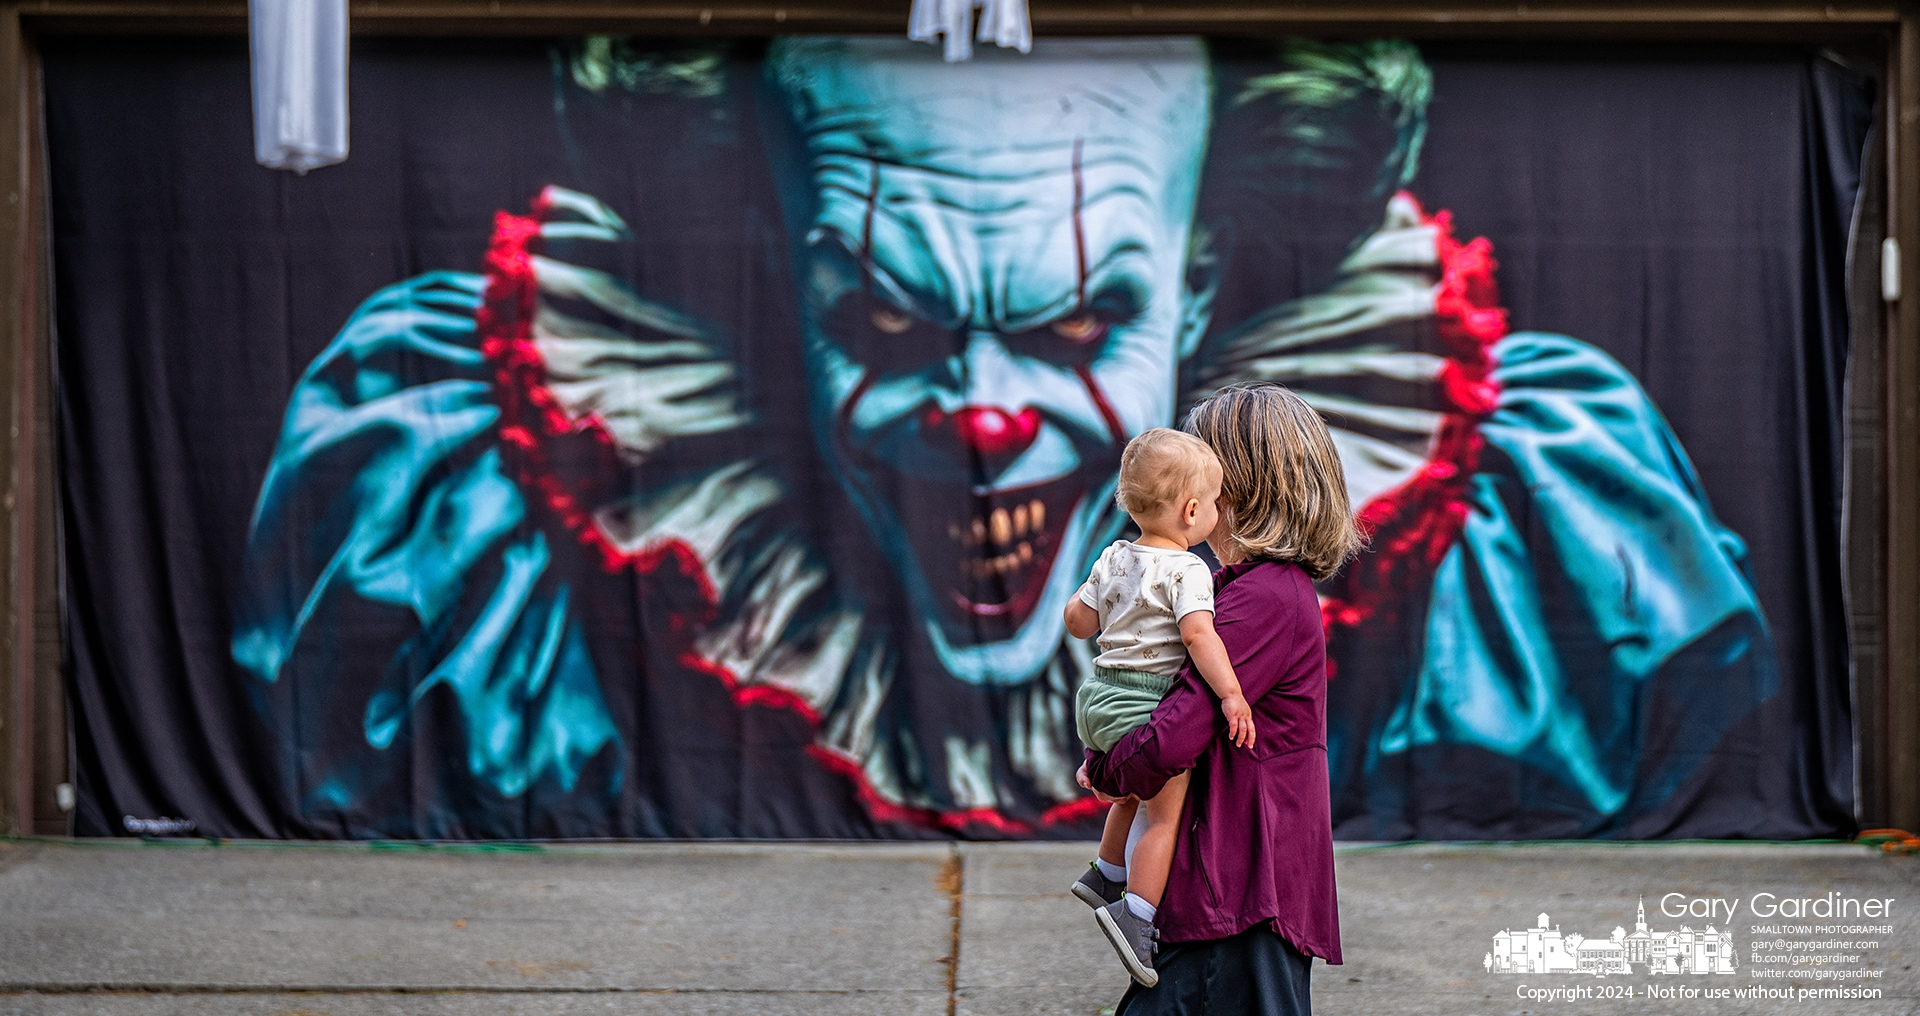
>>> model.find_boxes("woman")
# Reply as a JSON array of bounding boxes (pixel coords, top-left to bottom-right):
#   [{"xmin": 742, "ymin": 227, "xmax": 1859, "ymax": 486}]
[{"xmin": 1083, "ymin": 382, "xmax": 1360, "ymax": 1015}]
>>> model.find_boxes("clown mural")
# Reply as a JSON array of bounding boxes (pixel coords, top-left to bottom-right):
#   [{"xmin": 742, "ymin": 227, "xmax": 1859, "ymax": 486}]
[{"xmin": 233, "ymin": 37, "xmax": 1774, "ymax": 839}]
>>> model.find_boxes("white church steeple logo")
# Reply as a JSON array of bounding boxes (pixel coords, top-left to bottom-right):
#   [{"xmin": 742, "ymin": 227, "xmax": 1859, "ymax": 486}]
[{"xmin": 1485, "ymin": 898, "xmax": 1736, "ymax": 977}]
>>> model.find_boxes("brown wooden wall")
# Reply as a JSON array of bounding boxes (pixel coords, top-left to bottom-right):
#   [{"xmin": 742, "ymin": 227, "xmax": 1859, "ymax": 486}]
[{"xmin": 2, "ymin": 0, "xmax": 1914, "ymax": 838}]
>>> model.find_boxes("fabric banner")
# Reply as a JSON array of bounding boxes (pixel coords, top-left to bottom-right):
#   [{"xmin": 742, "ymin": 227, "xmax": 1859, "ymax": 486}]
[{"xmin": 47, "ymin": 37, "xmax": 1869, "ymax": 840}]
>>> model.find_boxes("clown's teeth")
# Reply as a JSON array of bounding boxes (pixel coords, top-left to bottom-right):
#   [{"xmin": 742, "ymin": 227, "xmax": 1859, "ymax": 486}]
[
  {"xmin": 962, "ymin": 545, "xmax": 1043, "ymax": 579},
  {"xmin": 951, "ymin": 500, "xmax": 1052, "ymax": 550},
  {"xmin": 990, "ymin": 508, "xmax": 1012, "ymax": 545},
  {"xmin": 946, "ymin": 494, "xmax": 1060, "ymax": 584}
]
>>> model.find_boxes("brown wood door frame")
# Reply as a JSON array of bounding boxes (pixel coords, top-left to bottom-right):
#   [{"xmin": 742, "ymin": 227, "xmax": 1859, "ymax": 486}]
[{"xmin": 1, "ymin": 0, "xmax": 1913, "ymax": 837}]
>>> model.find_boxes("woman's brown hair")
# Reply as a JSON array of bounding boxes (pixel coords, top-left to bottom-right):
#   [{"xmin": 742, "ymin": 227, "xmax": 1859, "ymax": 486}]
[{"xmin": 1182, "ymin": 382, "xmax": 1363, "ymax": 580}]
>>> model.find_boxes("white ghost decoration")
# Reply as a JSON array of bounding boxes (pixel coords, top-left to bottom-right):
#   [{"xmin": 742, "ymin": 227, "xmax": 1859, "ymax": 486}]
[
  {"xmin": 908, "ymin": 0, "xmax": 1032, "ymax": 62},
  {"xmin": 250, "ymin": 0, "xmax": 349, "ymax": 172}
]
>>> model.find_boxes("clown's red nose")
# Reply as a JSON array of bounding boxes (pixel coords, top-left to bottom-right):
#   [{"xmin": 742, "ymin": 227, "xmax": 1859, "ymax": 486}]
[{"xmin": 922, "ymin": 405, "xmax": 1042, "ymax": 475}]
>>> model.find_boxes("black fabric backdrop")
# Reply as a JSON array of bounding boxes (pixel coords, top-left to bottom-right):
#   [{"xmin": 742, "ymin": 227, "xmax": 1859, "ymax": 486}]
[{"xmin": 45, "ymin": 37, "xmax": 1869, "ymax": 840}]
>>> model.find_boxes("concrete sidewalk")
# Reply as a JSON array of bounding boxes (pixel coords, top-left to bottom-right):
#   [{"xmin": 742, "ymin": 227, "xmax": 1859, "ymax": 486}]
[{"xmin": 0, "ymin": 837, "xmax": 1914, "ymax": 1014}]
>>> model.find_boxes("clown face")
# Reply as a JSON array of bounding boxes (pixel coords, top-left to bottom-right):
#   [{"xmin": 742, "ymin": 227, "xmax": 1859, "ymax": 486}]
[{"xmin": 768, "ymin": 39, "xmax": 1216, "ymax": 685}]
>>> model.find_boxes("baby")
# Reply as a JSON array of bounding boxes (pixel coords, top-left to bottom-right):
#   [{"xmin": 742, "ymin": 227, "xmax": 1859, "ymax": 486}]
[{"xmin": 1065, "ymin": 428, "xmax": 1254, "ymax": 987}]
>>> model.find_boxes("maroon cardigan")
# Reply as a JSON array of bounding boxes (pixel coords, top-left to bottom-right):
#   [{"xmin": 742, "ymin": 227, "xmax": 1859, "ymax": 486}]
[{"xmin": 1084, "ymin": 560, "xmax": 1342, "ymax": 963}]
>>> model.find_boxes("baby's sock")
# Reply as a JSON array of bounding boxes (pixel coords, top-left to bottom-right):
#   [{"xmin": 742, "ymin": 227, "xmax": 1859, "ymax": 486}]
[
  {"xmin": 1095, "ymin": 858, "xmax": 1127, "ymax": 882},
  {"xmin": 1124, "ymin": 892, "xmax": 1157, "ymax": 923}
]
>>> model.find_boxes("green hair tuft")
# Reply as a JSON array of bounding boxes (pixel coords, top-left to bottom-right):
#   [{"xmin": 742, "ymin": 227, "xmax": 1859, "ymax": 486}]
[
  {"xmin": 1234, "ymin": 39, "xmax": 1433, "ymax": 192},
  {"xmin": 567, "ymin": 37, "xmax": 728, "ymax": 99}
]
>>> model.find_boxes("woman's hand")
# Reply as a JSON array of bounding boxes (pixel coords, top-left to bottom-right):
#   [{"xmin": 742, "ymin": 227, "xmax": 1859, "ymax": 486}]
[
  {"xmin": 1222, "ymin": 693, "xmax": 1255, "ymax": 748},
  {"xmin": 1077, "ymin": 761, "xmax": 1124, "ymax": 804}
]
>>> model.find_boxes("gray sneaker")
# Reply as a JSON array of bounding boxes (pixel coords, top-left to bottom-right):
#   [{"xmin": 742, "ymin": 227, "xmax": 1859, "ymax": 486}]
[
  {"xmin": 1094, "ymin": 899, "xmax": 1160, "ymax": 987},
  {"xmin": 1070, "ymin": 863, "xmax": 1126, "ymax": 909}
]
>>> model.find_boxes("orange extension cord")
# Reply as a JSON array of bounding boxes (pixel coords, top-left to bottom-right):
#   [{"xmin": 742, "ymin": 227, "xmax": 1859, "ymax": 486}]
[{"xmin": 1856, "ymin": 829, "xmax": 1920, "ymax": 854}]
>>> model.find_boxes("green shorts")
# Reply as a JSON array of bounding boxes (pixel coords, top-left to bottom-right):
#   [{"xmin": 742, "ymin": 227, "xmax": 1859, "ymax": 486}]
[{"xmin": 1076, "ymin": 666, "xmax": 1177, "ymax": 753}]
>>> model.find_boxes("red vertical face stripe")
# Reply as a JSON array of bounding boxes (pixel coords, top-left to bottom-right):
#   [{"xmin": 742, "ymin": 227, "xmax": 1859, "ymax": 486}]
[{"xmin": 1071, "ymin": 137, "xmax": 1087, "ymax": 310}]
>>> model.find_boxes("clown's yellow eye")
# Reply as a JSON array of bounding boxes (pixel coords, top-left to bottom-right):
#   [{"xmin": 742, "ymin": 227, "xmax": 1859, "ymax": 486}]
[
  {"xmin": 870, "ymin": 305, "xmax": 916, "ymax": 335},
  {"xmin": 1050, "ymin": 313, "xmax": 1105, "ymax": 343}
]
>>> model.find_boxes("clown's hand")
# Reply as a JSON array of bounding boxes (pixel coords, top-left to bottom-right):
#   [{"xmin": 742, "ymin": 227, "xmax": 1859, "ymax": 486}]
[{"xmin": 529, "ymin": 186, "xmax": 747, "ymax": 462}]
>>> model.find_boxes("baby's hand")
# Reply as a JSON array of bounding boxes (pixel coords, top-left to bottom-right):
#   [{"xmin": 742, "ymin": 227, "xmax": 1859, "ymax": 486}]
[{"xmin": 1221, "ymin": 694, "xmax": 1255, "ymax": 748}]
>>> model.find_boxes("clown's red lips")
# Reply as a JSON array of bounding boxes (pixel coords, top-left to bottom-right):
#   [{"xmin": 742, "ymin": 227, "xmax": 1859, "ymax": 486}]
[
  {"xmin": 907, "ymin": 474, "xmax": 1084, "ymax": 637},
  {"xmin": 878, "ymin": 403, "xmax": 1087, "ymax": 639}
]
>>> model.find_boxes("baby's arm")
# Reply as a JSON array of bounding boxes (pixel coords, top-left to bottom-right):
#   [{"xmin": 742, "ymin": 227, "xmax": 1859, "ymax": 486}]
[
  {"xmin": 1178, "ymin": 611, "xmax": 1254, "ymax": 748},
  {"xmin": 1065, "ymin": 593, "xmax": 1100, "ymax": 640},
  {"xmin": 1066, "ymin": 550, "xmax": 1105, "ymax": 641}
]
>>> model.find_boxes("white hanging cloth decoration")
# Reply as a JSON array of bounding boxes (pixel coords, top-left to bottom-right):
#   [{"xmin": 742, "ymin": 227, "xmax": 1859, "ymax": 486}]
[
  {"xmin": 908, "ymin": 0, "xmax": 1032, "ymax": 63},
  {"xmin": 250, "ymin": 0, "xmax": 350, "ymax": 172}
]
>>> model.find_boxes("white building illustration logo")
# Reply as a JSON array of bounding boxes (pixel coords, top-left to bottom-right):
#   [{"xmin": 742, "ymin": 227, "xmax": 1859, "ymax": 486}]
[{"xmin": 1486, "ymin": 898, "xmax": 1736, "ymax": 976}]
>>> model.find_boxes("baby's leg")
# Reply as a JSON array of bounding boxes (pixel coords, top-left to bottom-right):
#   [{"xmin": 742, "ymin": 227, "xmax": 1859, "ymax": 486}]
[
  {"xmin": 1126, "ymin": 771, "xmax": 1191, "ymax": 909},
  {"xmin": 1098, "ymin": 797, "xmax": 1139, "ymax": 870},
  {"xmin": 1071, "ymin": 795, "xmax": 1137, "ymax": 909}
]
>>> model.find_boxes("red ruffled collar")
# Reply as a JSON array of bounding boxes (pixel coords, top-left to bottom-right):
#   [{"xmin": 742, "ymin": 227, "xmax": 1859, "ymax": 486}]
[{"xmin": 1319, "ymin": 192, "xmax": 1512, "ymax": 642}]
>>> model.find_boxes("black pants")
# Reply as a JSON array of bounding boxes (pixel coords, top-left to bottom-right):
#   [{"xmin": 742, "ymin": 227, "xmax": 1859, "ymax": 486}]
[{"xmin": 1115, "ymin": 924, "xmax": 1313, "ymax": 1016}]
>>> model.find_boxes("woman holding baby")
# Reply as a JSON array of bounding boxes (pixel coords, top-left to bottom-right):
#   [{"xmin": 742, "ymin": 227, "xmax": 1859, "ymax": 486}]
[{"xmin": 1079, "ymin": 382, "xmax": 1357, "ymax": 1015}]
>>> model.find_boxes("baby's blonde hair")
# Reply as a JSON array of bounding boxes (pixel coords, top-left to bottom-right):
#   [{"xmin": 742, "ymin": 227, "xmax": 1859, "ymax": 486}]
[{"xmin": 1116, "ymin": 428, "xmax": 1221, "ymax": 518}]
